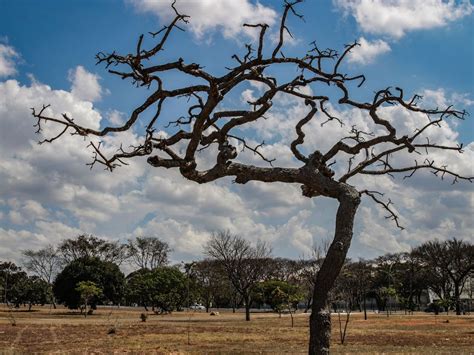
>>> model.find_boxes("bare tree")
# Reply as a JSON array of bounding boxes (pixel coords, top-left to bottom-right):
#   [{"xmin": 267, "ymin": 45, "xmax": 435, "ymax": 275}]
[
  {"xmin": 204, "ymin": 231, "xmax": 271, "ymax": 321},
  {"xmin": 22, "ymin": 245, "xmax": 62, "ymax": 307},
  {"xmin": 31, "ymin": 1, "xmax": 472, "ymax": 353},
  {"xmin": 128, "ymin": 236, "xmax": 171, "ymax": 270},
  {"xmin": 59, "ymin": 234, "xmax": 128, "ymax": 265}
]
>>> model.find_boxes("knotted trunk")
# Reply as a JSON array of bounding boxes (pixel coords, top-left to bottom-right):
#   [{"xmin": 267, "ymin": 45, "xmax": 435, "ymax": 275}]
[{"xmin": 309, "ymin": 186, "xmax": 360, "ymax": 355}]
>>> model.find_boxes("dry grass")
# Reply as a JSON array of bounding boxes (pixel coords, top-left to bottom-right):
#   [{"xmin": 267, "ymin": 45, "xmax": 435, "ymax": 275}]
[{"xmin": 1, "ymin": 306, "xmax": 473, "ymax": 354}]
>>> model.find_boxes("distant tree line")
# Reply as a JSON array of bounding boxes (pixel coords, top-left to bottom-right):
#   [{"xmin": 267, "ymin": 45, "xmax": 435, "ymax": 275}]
[{"xmin": 1, "ymin": 233, "xmax": 472, "ymax": 318}]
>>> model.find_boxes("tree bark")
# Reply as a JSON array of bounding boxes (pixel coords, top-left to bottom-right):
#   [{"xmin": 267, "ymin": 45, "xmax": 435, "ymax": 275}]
[{"xmin": 309, "ymin": 186, "xmax": 360, "ymax": 355}]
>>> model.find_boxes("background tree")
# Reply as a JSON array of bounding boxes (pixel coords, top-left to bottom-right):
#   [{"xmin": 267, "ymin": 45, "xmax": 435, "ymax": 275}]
[
  {"xmin": 147, "ymin": 266, "xmax": 187, "ymax": 313},
  {"xmin": 127, "ymin": 236, "xmax": 171, "ymax": 270},
  {"xmin": 31, "ymin": 1, "xmax": 472, "ymax": 353},
  {"xmin": 191, "ymin": 259, "xmax": 226, "ymax": 312},
  {"xmin": 413, "ymin": 238, "xmax": 474, "ymax": 315},
  {"xmin": 328, "ymin": 266, "xmax": 355, "ymax": 346},
  {"xmin": 125, "ymin": 266, "xmax": 186, "ymax": 313},
  {"xmin": 297, "ymin": 240, "xmax": 329, "ymax": 313},
  {"xmin": 347, "ymin": 260, "xmax": 373, "ymax": 320},
  {"xmin": 192, "ymin": 259, "xmax": 238, "ymax": 311},
  {"xmin": 0, "ymin": 262, "xmax": 28, "ymax": 308},
  {"xmin": 53, "ymin": 257, "xmax": 125, "ymax": 309},
  {"xmin": 255, "ymin": 279, "xmax": 303, "ymax": 326},
  {"xmin": 205, "ymin": 231, "xmax": 271, "ymax": 321},
  {"xmin": 330, "ymin": 260, "xmax": 360, "ymax": 313},
  {"xmin": 395, "ymin": 252, "xmax": 429, "ymax": 314},
  {"xmin": 372, "ymin": 254, "xmax": 401, "ymax": 316},
  {"xmin": 125, "ymin": 268, "xmax": 153, "ymax": 311},
  {"xmin": 22, "ymin": 245, "xmax": 61, "ymax": 307},
  {"xmin": 58, "ymin": 234, "xmax": 128, "ymax": 265},
  {"xmin": 75, "ymin": 281, "xmax": 102, "ymax": 316}
]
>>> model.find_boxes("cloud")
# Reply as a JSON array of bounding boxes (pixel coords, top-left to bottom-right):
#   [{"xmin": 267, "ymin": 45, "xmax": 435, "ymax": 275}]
[
  {"xmin": 420, "ymin": 88, "xmax": 474, "ymax": 109},
  {"xmin": 106, "ymin": 109, "xmax": 126, "ymax": 125},
  {"xmin": 0, "ymin": 222, "xmax": 84, "ymax": 262},
  {"xmin": 0, "ymin": 78, "xmax": 102, "ymax": 153},
  {"xmin": 68, "ymin": 66, "xmax": 105, "ymax": 102},
  {"xmin": 0, "ymin": 42, "xmax": 19, "ymax": 78},
  {"xmin": 0, "ymin": 40, "xmax": 472, "ymax": 268},
  {"xmin": 0, "ymin": 72, "xmax": 326, "ymax": 265},
  {"xmin": 334, "ymin": 0, "xmax": 474, "ymax": 39},
  {"xmin": 348, "ymin": 37, "xmax": 391, "ymax": 64},
  {"xmin": 128, "ymin": 0, "xmax": 278, "ymax": 40}
]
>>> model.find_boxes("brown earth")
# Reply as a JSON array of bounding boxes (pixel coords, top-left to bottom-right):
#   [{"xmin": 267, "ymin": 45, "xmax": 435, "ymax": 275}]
[{"xmin": 1, "ymin": 306, "xmax": 473, "ymax": 354}]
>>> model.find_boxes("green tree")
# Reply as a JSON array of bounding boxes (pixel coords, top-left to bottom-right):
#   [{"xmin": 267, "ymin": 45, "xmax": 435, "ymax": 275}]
[
  {"xmin": 148, "ymin": 267, "xmax": 187, "ymax": 313},
  {"xmin": 125, "ymin": 266, "xmax": 187, "ymax": 313},
  {"xmin": 125, "ymin": 268, "xmax": 153, "ymax": 310},
  {"xmin": 257, "ymin": 280, "xmax": 302, "ymax": 316},
  {"xmin": 0, "ymin": 262, "xmax": 49, "ymax": 311},
  {"xmin": 76, "ymin": 281, "xmax": 102, "ymax": 317},
  {"xmin": 53, "ymin": 257, "xmax": 124, "ymax": 309}
]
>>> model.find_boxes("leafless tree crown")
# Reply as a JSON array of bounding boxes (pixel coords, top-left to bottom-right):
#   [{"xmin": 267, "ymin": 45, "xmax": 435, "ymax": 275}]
[
  {"xmin": 32, "ymin": 1, "xmax": 471, "ymax": 225},
  {"xmin": 127, "ymin": 236, "xmax": 171, "ymax": 269}
]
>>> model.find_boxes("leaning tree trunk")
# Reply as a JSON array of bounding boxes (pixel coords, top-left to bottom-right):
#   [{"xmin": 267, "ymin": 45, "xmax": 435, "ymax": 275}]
[{"xmin": 309, "ymin": 186, "xmax": 360, "ymax": 355}]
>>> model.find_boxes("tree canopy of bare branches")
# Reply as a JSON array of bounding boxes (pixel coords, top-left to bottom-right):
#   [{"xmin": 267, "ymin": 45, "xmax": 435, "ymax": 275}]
[
  {"xmin": 22, "ymin": 245, "xmax": 61, "ymax": 285},
  {"xmin": 127, "ymin": 236, "xmax": 171, "ymax": 270},
  {"xmin": 204, "ymin": 230, "xmax": 271, "ymax": 321},
  {"xmin": 58, "ymin": 234, "xmax": 128, "ymax": 265},
  {"xmin": 22, "ymin": 245, "xmax": 62, "ymax": 307},
  {"xmin": 31, "ymin": 1, "xmax": 472, "ymax": 353}
]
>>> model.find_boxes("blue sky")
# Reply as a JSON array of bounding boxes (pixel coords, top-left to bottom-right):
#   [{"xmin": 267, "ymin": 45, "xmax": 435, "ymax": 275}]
[{"xmin": 0, "ymin": 0, "xmax": 473, "ymax": 267}]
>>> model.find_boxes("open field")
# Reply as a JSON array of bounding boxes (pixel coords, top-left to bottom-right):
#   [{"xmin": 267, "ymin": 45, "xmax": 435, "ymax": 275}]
[{"xmin": 1, "ymin": 306, "xmax": 473, "ymax": 354}]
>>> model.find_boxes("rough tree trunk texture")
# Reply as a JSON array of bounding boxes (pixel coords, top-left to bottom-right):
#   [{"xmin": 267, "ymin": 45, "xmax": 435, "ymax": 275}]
[{"xmin": 309, "ymin": 186, "xmax": 360, "ymax": 355}]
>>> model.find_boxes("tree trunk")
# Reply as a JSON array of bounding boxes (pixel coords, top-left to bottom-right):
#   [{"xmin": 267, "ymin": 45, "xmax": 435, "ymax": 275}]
[
  {"xmin": 245, "ymin": 296, "xmax": 251, "ymax": 321},
  {"xmin": 304, "ymin": 296, "xmax": 312, "ymax": 313},
  {"xmin": 308, "ymin": 186, "xmax": 360, "ymax": 355},
  {"xmin": 454, "ymin": 283, "xmax": 461, "ymax": 315},
  {"xmin": 363, "ymin": 295, "xmax": 367, "ymax": 321},
  {"xmin": 289, "ymin": 306, "xmax": 294, "ymax": 328}
]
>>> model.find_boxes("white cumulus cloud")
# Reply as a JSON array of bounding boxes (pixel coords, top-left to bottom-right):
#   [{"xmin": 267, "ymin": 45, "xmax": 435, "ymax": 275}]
[
  {"xmin": 129, "ymin": 0, "xmax": 278, "ymax": 40},
  {"xmin": 0, "ymin": 43, "xmax": 19, "ymax": 78},
  {"xmin": 348, "ymin": 37, "xmax": 391, "ymax": 64},
  {"xmin": 68, "ymin": 65, "xmax": 104, "ymax": 102},
  {"xmin": 334, "ymin": 0, "xmax": 474, "ymax": 39}
]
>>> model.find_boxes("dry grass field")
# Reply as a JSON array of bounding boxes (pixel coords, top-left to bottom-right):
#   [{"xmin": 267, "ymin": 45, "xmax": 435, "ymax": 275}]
[{"xmin": 1, "ymin": 305, "xmax": 473, "ymax": 354}]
